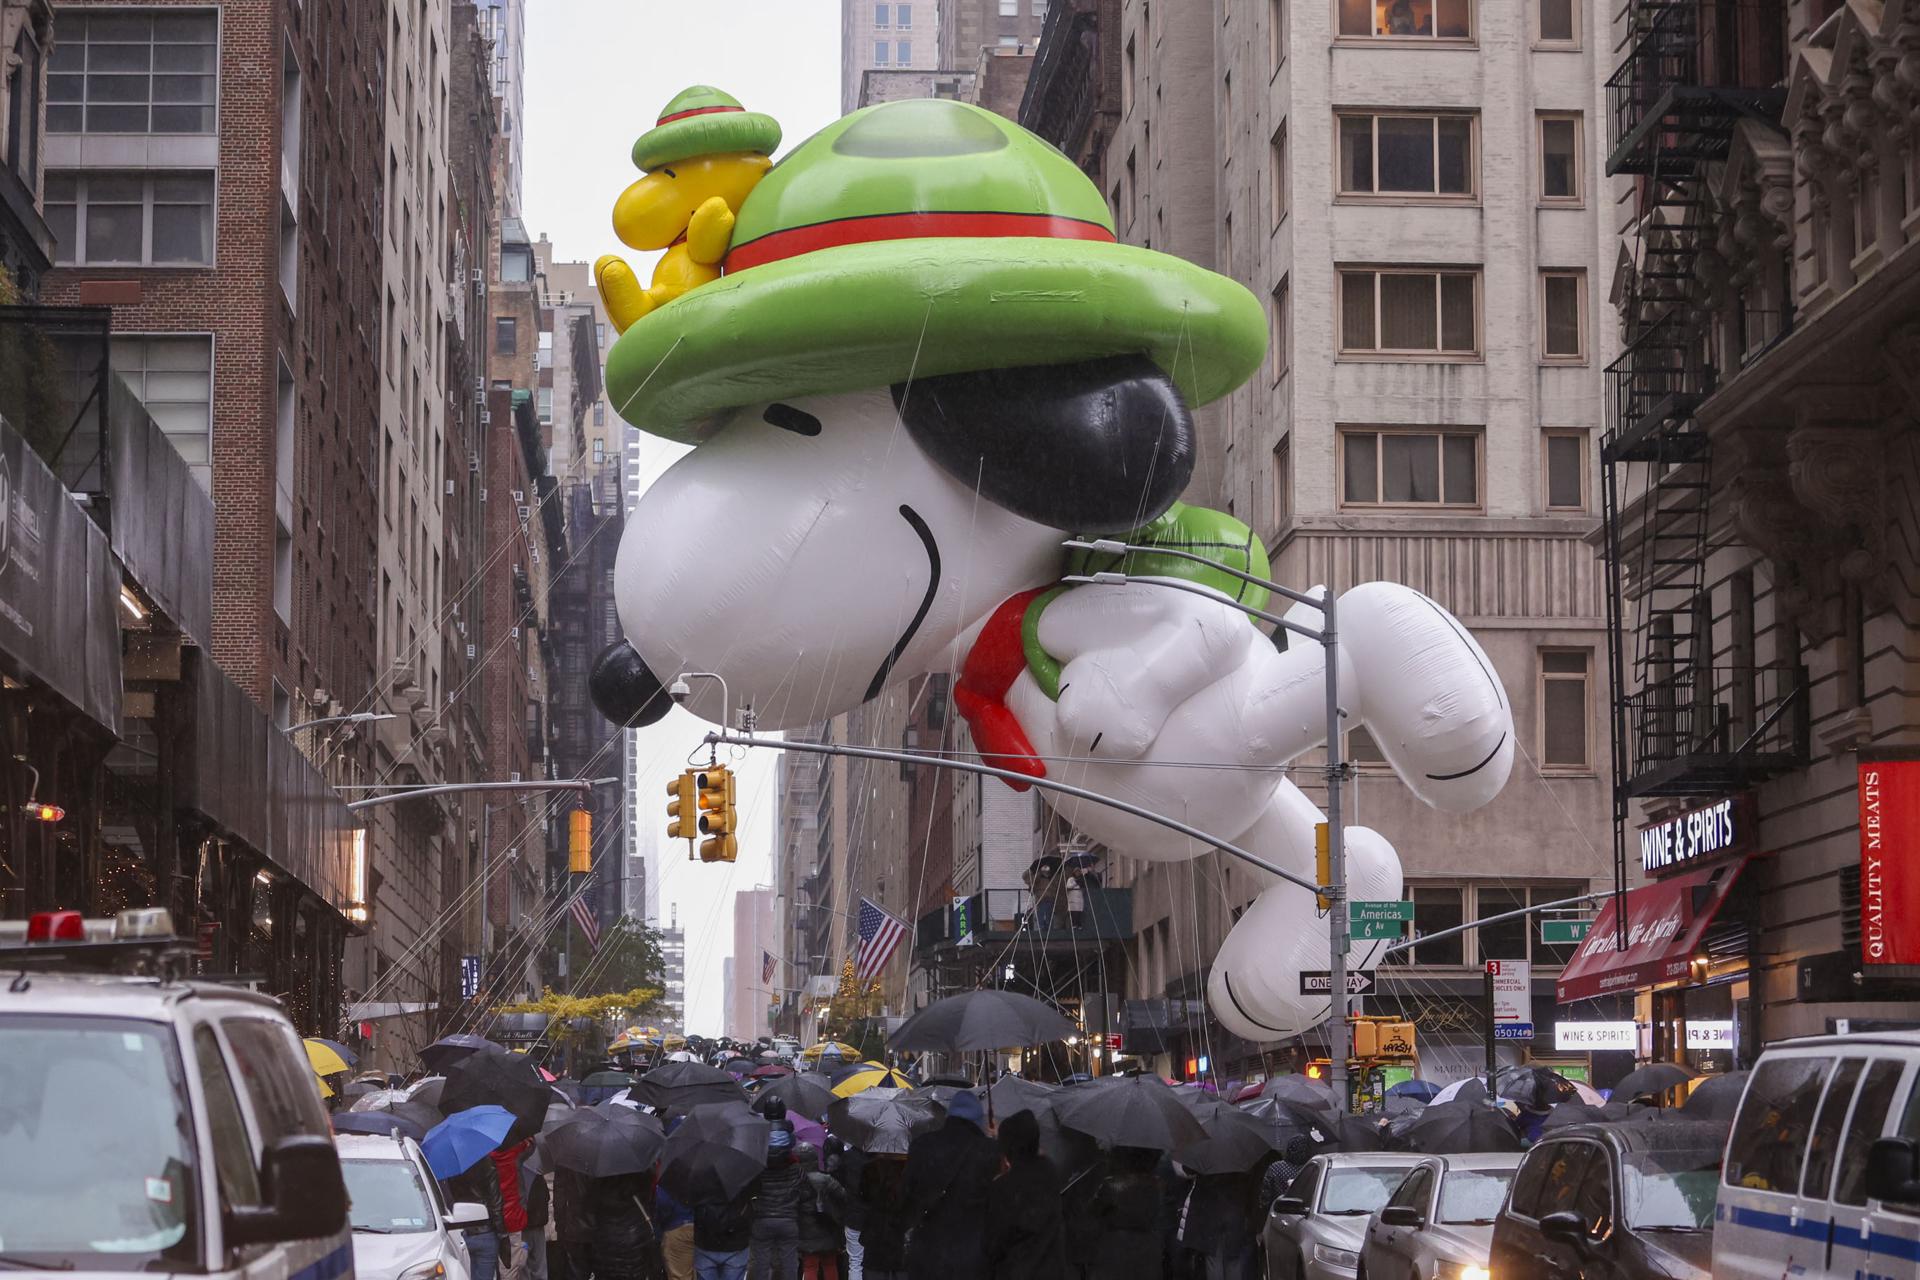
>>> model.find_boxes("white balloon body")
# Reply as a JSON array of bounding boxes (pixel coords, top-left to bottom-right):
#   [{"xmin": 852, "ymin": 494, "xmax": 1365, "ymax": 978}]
[{"xmin": 614, "ymin": 389, "xmax": 1515, "ymax": 1043}]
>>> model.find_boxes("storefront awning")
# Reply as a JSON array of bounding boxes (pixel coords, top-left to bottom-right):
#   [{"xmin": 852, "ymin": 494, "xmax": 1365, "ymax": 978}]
[{"xmin": 1557, "ymin": 858, "xmax": 1750, "ymax": 1003}]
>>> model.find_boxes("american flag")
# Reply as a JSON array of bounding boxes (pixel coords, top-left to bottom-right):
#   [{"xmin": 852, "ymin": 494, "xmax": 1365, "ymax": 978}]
[
  {"xmin": 762, "ymin": 950, "xmax": 777, "ymax": 985},
  {"xmin": 570, "ymin": 891, "xmax": 600, "ymax": 950},
  {"xmin": 854, "ymin": 897, "xmax": 907, "ymax": 981}
]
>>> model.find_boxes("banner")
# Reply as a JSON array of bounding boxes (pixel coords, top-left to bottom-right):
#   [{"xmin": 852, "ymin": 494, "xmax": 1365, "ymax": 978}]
[{"xmin": 1859, "ymin": 760, "xmax": 1920, "ymax": 966}]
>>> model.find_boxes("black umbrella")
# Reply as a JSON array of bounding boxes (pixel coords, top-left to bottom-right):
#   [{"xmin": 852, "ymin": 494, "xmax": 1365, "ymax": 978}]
[
  {"xmin": 1383, "ymin": 1095, "xmax": 1427, "ymax": 1121},
  {"xmin": 581, "ymin": 1070, "xmax": 636, "ymax": 1089},
  {"xmin": 985, "ymin": 1075, "xmax": 1060, "ymax": 1118},
  {"xmin": 1495, "ymin": 1065, "xmax": 1578, "ymax": 1110},
  {"xmin": 632, "ymin": 1061, "xmax": 750, "ymax": 1112},
  {"xmin": 1054, "ymin": 1076, "xmax": 1206, "ymax": 1151},
  {"xmin": 407, "ymin": 1076, "xmax": 447, "ymax": 1108},
  {"xmin": 1327, "ymin": 1115, "xmax": 1392, "ymax": 1152},
  {"xmin": 1403, "ymin": 1101, "xmax": 1521, "ymax": 1154},
  {"xmin": 1237, "ymin": 1095, "xmax": 1337, "ymax": 1142},
  {"xmin": 441, "ymin": 1050, "xmax": 553, "ymax": 1146},
  {"xmin": 718, "ymin": 1056, "xmax": 758, "ymax": 1076},
  {"xmin": 826, "ymin": 1090, "xmax": 946, "ymax": 1156},
  {"xmin": 421, "ymin": 1034, "xmax": 507, "ymax": 1073},
  {"xmin": 1679, "ymin": 1070, "xmax": 1749, "ymax": 1122},
  {"xmin": 888, "ymin": 990, "xmax": 1075, "ymax": 1054},
  {"xmin": 333, "ymin": 1108, "xmax": 434, "ymax": 1141},
  {"xmin": 1260, "ymin": 1075, "xmax": 1341, "ymax": 1115},
  {"xmin": 751, "ymin": 1073, "xmax": 838, "ymax": 1122},
  {"xmin": 1539, "ymin": 1101, "xmax": 1613, "ymax": 1131},
  {"xmin": 659, "ymin": 1102, "xmax": 773, "ymax": 1202},
  {"xmin": 1174, "ymin": 1102, "xmax": 1286, "ymax": 1174},
  {"xmin": 537, "ymin": 1106, "xmax": 667, "ymax": 1176},
  {"xmin": 1612, "ymin": 1063, "xmax": 1696, "ymax": 1101}
]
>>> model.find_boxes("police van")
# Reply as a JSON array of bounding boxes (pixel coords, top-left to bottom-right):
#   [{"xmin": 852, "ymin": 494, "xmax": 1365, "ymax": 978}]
[
  {"xmin": 0, "ymin": 909, "xmax": 353, "ymax": 1280},
  {"xmin": 1714, "ymin": 1029, "xmax": 1920, "ymax": 1277}
]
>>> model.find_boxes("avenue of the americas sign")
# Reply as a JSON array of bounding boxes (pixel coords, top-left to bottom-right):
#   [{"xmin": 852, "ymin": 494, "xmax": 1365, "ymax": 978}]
[{"xmin": 1639, "ymin": 794, "xmax": 1754, "ymax": 875}]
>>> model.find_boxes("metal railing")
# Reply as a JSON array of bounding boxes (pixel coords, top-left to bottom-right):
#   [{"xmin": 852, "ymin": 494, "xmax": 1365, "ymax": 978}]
[
  {"xmin": 1619, "ymin": 663, "xmax": 1807, "ymax": 798},
  {"xmin": 1606, "ymin": 308, "xmax": 1716, "ymax": 453}
]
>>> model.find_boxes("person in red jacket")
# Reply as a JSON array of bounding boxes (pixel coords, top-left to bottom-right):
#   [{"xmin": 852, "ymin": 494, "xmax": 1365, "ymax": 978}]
[{"xmin": 491, "ymin": 1138, "xmax": 549, "ymax": 1280}]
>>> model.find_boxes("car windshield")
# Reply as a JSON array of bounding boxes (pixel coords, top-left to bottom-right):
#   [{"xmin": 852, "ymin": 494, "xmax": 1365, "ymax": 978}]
[
  {"xmin": 1437, "ymin": 1169, "xmax": 1514, "ymax": 1223},
  {"xmin": 1622, "ymin": 1149, "xmax": 1722, "ymax": 1231},
  {"xmin": 0, "ymin": 1015, "xmax": 199, "ymax": 1269},
  {"xmin": 342, "ymin": 1158, "xmax": 438, "ymax": 1234},
  {"xmin": 1321, "ymin": 1167, "xmax": 1410, "ymax": 1215}
]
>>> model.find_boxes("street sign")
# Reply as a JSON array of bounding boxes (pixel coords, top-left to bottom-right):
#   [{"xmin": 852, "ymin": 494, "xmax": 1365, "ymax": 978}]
[
  {"xmin": 459, "ymin": 954, "xmax": 481, "ymax": 1000},
  {"xmin": 1300, "ymin": 970, "xmax": 1378, "ymax": 996},
  {"xmin": 1541, "ymin": 918, "xmax": 1594, "ymax": 944},
  {"xmin": 1351, "ymin": 900, "xmax": 1414, "ymax": 940},
  {"xmin": 952, "ymin": 896, "xmax": 974, "ymax": 947},
  {"xmin": 1487, "ymin": 959, "xmax": 1532, "ymax": 1040}
]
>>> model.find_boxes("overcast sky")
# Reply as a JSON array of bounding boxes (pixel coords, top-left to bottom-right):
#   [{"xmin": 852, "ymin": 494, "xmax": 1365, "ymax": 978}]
[{"xmin": 523, "ymin": 0, "xmax": 842, "ymax": 1034}]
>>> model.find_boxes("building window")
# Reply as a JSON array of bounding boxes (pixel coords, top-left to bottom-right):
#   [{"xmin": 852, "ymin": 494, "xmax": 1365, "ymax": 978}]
[
  {"xmin": 897, "ymin": 5, "xmax": 914, "ymax": 28},
  {"xmin": 495, "ymin": 317, "xmax": 517, "ymax": 355},
  {"xmin": 592, "ymin": 439, "xmax": 605, "ymax": 464},
  {"xmin": 1538, "ymin": 113, "xmax": 1581, "ymax": 202},
  {"xmin": 1337, "ymin": 0, "xmax": 1471, "ymax": 40},
  {"xmin": 45, "ymin": 171, "xmax": 214, "ymax": 266},
  {"xmin": 1543, "ymin": 429, "xmax": 1586, "ymax": 511},
  {"xmin": 1337, "ymin": 112, "xmax": 1474, "ymax": 198},
  {"xmin": 1537, "ymin": 0, "xmax": 1577, "ymax": 44},
  {"xmin": 537, "ymin": 386, "xmax": 552, "ymax": 423},
  {"xmin": 1270, "ymin": 435, "xmax": 1291, "ymax": 529},
  {"xmin": 874, "ymin": 2, "xmax": 890, "ymax": 27},
  {"xmin": 1539, "ymin": 649, "xmax": 1592, "ymax": 770},
  {"xmin": 501, "ymin": 245, "xmax": 533, "ymax": 282},
  {"xmin": 897, "ymin": 39, "xmax": 911, "ymax": 63},
  {"xmin": 1347, "ymin": 725, "xmax": 1388, "ymax": 767},
  {"xmin": 47, "ymin": 9, "xmax": 218, "ymax": 134},
  {"xmin": 874, "ymin": 40, "xmax": 889, "ymax": 65},
  {"xmin": 6, "ymin": 25, "xmax": 43, "ymax": 186},
  {"xmin": 1270, "ymin": 121, "xmax": 1288, "ymax": 225},
  {"xmin": 1540, "ymin": 270, "xmax": 1585, "ymax": 361},
  {"xmin": 1269, "ymin": 276, "xmax": 1289, "ymax": 382},
  {"xmin": 111, "ymin": 335, "xmax": 213, "ymax": 481},
  {"xmin": 1337, "ymin": 268, "xmax": 1479, "ymax": 357},
  {"xmin": 1397, "ymin": 886, "xmax": 1466, "ymax": 965},
  {"xmin": 1339, "ymin": 427, "xmax": 1480, "ymax": 508},
  {"xmin": 1123, "ymin": 36, "xmax": 1135, "ymax": 115},
  {"xmin": 1269, "ymin": 0, "xmax": 1286, "ymax": 69},
  {"xmin": 1000, "ymin": 0, "xmax": 1018, "ymax": 13}
]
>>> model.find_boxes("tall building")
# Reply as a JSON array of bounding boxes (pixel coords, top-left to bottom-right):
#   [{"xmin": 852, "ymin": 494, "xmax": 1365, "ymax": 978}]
[
  {"xmin": 843, "ymin": 0, "xmax": 938, "ymax": 113},
  {"xmin": 1595, "ymin": 0, "xmax": 1920, "ymax": 1060},
  {"xmin": 1022, "ymin": 0, "xmax": 1616, "ymax": 1079},
  {"xmin": 43, "ymin": 0, "xmax": 385, "ymax": 733},
  {"xmin": 474, "ymin": 0, "xmax": 524, "ymax": 214},
  {"xmin": 730, "ymin": 886, "xmax": 776, "ymax": 1041},
  {"xmin": 938, "ymin": 0, "xmax": 1048, "ymax": 68},
  {"xmin": 0, "ymin": 0, "xmax": 52, "ymax": 295},
  {"xmin": 659, "ymin": 910, "xmax": 687, "ymax": 1032}
]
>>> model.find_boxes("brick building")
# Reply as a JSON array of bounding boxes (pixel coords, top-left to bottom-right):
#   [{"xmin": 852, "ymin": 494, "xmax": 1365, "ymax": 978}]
[
  {"xmin": 42, "ymin": 0, "xmax": 384, "ymax": 739},
  {"xmin": 0, "ymin": 0, "xmax": 53, "ymax": 295}
]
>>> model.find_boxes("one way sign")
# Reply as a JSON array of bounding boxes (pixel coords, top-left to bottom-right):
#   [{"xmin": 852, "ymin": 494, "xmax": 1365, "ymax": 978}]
[{"xmin": 1299, "ymin": 970, "xmax": 1378, "ymax": 996}]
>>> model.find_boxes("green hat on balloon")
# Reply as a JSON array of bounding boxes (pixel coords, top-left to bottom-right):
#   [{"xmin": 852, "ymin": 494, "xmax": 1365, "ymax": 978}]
[
  {"xmin": 631, "ymin": 85, "xmax": 782, "ymax": 173},
  {"xmin": 606, "ymin": 98, "xmax": 1266, "ymax": 443}
]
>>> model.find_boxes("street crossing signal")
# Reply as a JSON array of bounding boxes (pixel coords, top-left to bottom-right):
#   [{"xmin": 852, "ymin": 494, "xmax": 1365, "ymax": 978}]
[
  {"xmin": 568, "ymin": 809, "xmax": 592, "ymax": 874},
  {"xmin": 696, "ymin": 766, "xmax": 737, "ymax": 863},
  {"xmin": 666, "ymin": 771, "xmax": 697, "ymax": 842}
]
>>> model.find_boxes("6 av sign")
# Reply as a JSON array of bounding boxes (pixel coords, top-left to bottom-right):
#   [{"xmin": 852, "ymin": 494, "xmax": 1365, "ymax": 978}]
[{"xmin": 1351, "ymin": 899, "xmax": 1414, "ymax": 940}]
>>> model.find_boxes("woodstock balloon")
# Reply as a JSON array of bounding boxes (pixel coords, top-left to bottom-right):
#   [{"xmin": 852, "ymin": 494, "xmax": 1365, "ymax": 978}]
[{"xmin": 590, "ymin": 92, "xmax": 1515, "ymax": 1042}]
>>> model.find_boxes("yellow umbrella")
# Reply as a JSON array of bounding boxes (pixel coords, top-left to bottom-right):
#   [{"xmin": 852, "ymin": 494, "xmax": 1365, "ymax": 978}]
[
  {"xmin": 800, "ymin": 1041, "xmax": 862, "ymax": 1064},
  {"xmin": 316, "ymin": 1075, "xmax": 335, "ymax": 1099},
  {"xmin": 831, "ymin": 1063, "xmax": 915, "ymax": 1097},
  {"xmin": 608, "ymin": 1036, "xmax": 635, "ymax": 1053},
  {"xmin": 661, "ymin": 1034, "xmax": 688, "ymax": 1052},
  {"xmin": 304, "ymin": 1038, "xmax": 351, "ymax": 1078}
]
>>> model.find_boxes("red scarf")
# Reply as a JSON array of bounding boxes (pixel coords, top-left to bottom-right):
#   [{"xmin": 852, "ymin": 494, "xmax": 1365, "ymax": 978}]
[{"xmin": 953, "ymin": 590, "xmax": 1049, "ymax": 791}]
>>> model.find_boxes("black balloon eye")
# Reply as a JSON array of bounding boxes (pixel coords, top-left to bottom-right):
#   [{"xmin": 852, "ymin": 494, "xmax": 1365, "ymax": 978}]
[{"xmin": 763, "ymin": 403, "xmax": 822, "ymax": 437}]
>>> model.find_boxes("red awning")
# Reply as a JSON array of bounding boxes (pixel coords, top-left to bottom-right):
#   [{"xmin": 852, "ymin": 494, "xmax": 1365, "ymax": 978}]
[{"xmin": 1556, "ymin": 858, "xmax": 1750, "ymax": 1003}]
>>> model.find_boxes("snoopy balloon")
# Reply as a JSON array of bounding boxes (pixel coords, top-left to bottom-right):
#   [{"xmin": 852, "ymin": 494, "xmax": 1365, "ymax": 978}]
[{"xmin": 591, "ymin": 93, "xmax": 1515, "ymax": 1042}]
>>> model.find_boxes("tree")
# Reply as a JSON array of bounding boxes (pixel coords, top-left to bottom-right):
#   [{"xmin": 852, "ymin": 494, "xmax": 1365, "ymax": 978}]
[{"xmin": 578, "ymin": 920, "xmax": 666, "ymax": 998}]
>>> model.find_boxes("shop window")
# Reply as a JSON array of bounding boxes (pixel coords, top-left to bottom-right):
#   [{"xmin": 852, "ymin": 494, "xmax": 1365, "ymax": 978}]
[
  {"xmin": 1724, "ymin": 1055, "xmax": 1833, "ymax": 1191},
  {"xmin": 1337, "ymin": 0, "xmax": 1471, "ymax": 39}
]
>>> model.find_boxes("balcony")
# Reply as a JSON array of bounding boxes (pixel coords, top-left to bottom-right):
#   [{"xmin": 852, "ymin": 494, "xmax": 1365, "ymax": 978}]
[
  {"xmin": 1604, "ymin": 309, "xmax": 1716, "ymax": 460},
  {"xmin": 1619, "ymin": 663, "xmax": 1807, "ymax": 799},
  {"xmin": 1606, "ymin": 2, "xmax": 1788, "ymax": 178}
]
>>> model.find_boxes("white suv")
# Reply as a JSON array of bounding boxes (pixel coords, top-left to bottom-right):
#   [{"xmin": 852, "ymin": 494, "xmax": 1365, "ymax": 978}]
[
  {"xmin": 336, "ymin": 1134, "xmax": 486, "ymax": 1280},
  {"xmin": 0, "ymin": 909, "xmax": 352, "ymax": 1280}
]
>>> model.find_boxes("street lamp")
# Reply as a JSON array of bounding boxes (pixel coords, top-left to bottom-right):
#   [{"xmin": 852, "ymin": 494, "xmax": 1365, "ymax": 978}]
[
  {"xmin": 285, "ymin": 712, "xmax": 399, "ymax": 734},
  {"xmin": 1061, "ymin": 537, "xmax": 1355, "ymax": 1108}
]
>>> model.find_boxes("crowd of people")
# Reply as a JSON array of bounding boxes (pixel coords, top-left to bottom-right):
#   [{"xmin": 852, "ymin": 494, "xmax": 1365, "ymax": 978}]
[{"xmin": 426, "ymin": 1082, "xmax": 1324, "ymax": 1280}]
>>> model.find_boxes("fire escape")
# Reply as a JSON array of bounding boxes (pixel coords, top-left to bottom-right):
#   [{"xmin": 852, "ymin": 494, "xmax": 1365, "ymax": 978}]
[{"xmin": 1600, "ymin": 1, "xmax": 1803, "ymax": 892}]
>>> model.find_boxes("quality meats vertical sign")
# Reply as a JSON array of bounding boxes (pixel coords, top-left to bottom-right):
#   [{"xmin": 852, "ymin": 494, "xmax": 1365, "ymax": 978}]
[{"xmin": 1859, "ymin": 759, "xmax": 1920, "ymax": 967}]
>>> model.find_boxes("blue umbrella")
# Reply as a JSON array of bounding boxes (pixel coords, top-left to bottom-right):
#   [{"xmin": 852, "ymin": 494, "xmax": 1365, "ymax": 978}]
[
  {"xmin": 1386, "ymin": 1079, "xmax": 1442, "ymax": 1101},
  {"xmin": 421, "ymin": 1104, "xmax": 515, "ymax": 1178}
]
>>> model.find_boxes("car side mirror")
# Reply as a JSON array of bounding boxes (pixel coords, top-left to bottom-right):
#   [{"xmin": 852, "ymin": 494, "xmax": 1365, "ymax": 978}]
[
  {"xmin": 445, "ymin": 1202, "xmax": 491, "ymax": 1229},
  {"xmin": 1272, "ymin": 1195, "xmax": 1310, "ymax": 1217},
  {"xmin": 1539, "ymin": 1209, "xmax": 1591, "ymax": 1249},
  {"xmin": 1866, "ymin": 1137, "xmax": 1920, "ymax": 1204},
  {"xmin": 227, "ymin": 1135, "xmax": 349, "ymax": 1247},
  {"xmin": 1379, "ymin": 1205, "xmax": 1425, "ymax": 1228}
]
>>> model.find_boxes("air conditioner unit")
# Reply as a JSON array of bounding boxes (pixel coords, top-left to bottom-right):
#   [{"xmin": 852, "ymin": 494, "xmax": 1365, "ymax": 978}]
[
  {"xmin": 471, "ymin": 269, "xmax": 484, "ymax": 284},
  {"xmin": 445, "ymin": 479, "xmax": 454, "ymax": 495},
  {"xmin": 468, "ymin": 452, "xmax": 480, "ymax": 472},
  {"xmin": 457, "ymin": 620, "xmax": 466, "ymax": 635},
  {"xmin": 480, "ymin": 409, "xmax": 491, "ymax": 423},
  {"xmin": 479, "ymin": 488, "xmax": 488, "ymax": 501},
  {"xmin": 466, "ymin": 643, "xmax": 476, "ymax": 658},
  {"xmin": 511, "ymin": 626, "xmax": 520, "ymax": 639},
  {"xmin": 475, "ymin": 376, "xmax": 486, "ymax": 394},
  {"xmin": 510, "ymin": 770, "xmax": 521, "ymax": 782},
  {"xmin": 475, "ymin": 386, "xmax": 487, "ymax": 405},
  {"xmin": 517, "ymin": 505, "xmax": 531, "ymax": 521},
  {"xmin": 510, "ymin": 489, "xmax": 525, "ymax": 503}
]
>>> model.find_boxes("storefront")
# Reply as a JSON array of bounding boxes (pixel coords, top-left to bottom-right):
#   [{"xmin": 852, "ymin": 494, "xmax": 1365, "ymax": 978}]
[{"xmin": 1557, "ymin": 794, "xmax": 1761, "ymax": 1078}]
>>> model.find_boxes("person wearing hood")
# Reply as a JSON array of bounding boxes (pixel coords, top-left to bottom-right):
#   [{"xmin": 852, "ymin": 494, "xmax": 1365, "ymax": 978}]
[
  {"xmin": 902, "ymin": 1090, "xmax": 1000, "ymax": 1280},
  {"xmin": 748, "ymin": 1124, "xmax": 803, "ymax": 1280},
  {"xmin": 984, "ymin": 1109, "xmax": 1065, "ymax": 1280},
  {"xmin": 794, "ymin": 1142, "xmax": 848, "ymax": 1280}
]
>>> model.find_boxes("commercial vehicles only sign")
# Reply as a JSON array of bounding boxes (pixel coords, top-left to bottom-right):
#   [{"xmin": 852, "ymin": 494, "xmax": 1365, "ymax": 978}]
[{"xmin": 1487, "ymin": 959, "xmax": 1531, "ymax": 1040}]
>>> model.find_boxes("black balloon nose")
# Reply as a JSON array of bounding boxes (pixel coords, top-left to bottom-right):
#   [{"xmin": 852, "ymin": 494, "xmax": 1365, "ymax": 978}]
[{"xmin": 590, "ymin": 640, "xmax": 673, "ymax": 727}]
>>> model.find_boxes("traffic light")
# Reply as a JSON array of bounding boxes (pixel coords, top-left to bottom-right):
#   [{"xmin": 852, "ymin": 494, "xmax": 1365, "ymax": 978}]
[
  {"xmin": 568, "ymin": 809, "xmax": 592, "ymax": 874},
  {"xmin": 666, "ymin": 771, "xmax": 696, "ymax": 842},
  {"xmin": 27, "ymin": 802, "xmax": 63, "ymax": 823},
  {"xmin": 696, "ymin": 765, "xmax": 737, "ymax": 863},
  {"xmin": 1314, "ymin": 821, "xmax": 1331, "ymax": 911}
]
